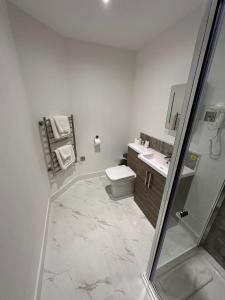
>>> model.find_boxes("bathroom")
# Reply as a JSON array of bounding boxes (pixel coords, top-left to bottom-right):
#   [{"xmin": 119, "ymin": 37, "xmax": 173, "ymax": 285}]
[{"xmin": 1, "ymin": 0, "xmax": 225, "ymax": 299}]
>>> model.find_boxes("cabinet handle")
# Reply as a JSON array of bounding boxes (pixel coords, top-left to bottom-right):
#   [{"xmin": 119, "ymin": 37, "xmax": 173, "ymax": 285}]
[
  {"xmin": 147, "ymin": 173, "xmax": 152, "ymax": 189},
  {"xmin": 145, "ymin": 171, "xmax": 148, "ymax": 186}
]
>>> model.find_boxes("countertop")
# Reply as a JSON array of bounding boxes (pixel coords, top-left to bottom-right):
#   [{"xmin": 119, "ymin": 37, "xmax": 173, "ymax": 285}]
[{"xmin": 128, "ymin": 143, "xmax": 195, "ymax": 178}]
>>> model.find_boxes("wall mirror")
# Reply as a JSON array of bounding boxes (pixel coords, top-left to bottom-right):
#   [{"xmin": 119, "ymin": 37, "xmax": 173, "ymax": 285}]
[{"xmin": 165, "ymin": 83, "xmax": 186, "ymax": 133}]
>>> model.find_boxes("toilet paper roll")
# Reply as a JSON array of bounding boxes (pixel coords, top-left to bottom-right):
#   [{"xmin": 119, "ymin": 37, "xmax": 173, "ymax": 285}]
[{"xmin": 94, "ymin": 136, "xmax": 101, "ymax": 146}]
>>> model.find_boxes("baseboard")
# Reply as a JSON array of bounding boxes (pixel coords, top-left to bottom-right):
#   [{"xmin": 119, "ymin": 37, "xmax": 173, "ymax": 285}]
[
  {"xmin": 50, "ymin": 170, "xmax": 105, "ymax": 202},
  {"xmin": 33, "ymin": 197, "xmax": 51, "ymax": 300}
]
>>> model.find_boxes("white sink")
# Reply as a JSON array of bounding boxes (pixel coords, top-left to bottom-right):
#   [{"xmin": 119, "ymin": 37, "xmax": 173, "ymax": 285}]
[
  {"xmin": 142, "ymin": 153, "xmax": 169, "ymax": 172},
  {"xmin": 150, "ymin": 158, "xmax": 169, "ymax": 172},
  {"xmin": 142, "ymin": 153, "xmax": 154, "ymax": 160},
  {"xmin": 139, "ymin": 152, "xmax": 169, "ymax": 177}
]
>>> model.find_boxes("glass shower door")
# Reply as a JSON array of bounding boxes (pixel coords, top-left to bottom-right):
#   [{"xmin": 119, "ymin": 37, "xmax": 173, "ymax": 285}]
[{"xmin": 145, "ymin": 0, "xmax": 225, "ymax": 299}]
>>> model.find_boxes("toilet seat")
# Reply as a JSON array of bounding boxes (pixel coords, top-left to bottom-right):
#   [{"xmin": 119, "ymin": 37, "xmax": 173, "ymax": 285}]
[{"xmin": 105, "ymin": 165, "xmax": 136, "ymax": 182}]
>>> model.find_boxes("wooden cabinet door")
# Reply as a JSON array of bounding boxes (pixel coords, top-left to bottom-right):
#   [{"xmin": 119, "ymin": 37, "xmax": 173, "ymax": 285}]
[
  {"xmin": 127, "ymin": 147, "xmax": 139, "ymax": 173},
  {"xmin": 135, "ymin": 177, "xmax": 160, "ymax": 227},
  {"xmin": 146, "ymin": 167, "xmax": 166, "ymax": 227},
  {"xmin": 127, "ymin": 146, "xmax": 166, "ymax": 227},
  {"xmin": 134, "ymin": 159, "xmax": 166, "ymax": 227}
]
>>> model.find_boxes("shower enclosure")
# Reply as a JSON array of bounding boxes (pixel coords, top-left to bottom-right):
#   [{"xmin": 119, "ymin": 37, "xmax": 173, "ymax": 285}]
[{"xmin": 145, "ymin": 0, "xmax": 225, "ymax": 299}]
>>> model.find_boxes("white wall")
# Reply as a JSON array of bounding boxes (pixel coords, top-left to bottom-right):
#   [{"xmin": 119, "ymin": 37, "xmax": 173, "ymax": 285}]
[
  {"xmin": 8, "ymin": 3, "xmax": 136, "ymax": 194},
  {"xmin": 130, "ymin": 8, "xmax": 202, "ymax": 144},
  {"xmin": 0, "ymin": 0, "xmax": 49, "ymax": 299},
  {"xmin": 183, "ymin": 19, "xmax": 225, "ymax": 236},
  {"xmin": 66, "ymin": 39, "xmax": 135, "ymax": 175},
  {"xmin": 7, "ymin": 3, "xmax": 74, "ymax": 193}
]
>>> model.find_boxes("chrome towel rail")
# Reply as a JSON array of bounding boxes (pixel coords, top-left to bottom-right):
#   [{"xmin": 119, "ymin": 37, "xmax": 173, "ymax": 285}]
[{"xmin": 38, "ymin": 114, "xmax": 78, "ymax": 175}]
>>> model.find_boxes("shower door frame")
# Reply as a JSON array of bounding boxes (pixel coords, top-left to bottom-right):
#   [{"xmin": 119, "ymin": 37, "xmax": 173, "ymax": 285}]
[{"xmin": 143, "ymin": 0, "xmax": 225, "ymax": 298}]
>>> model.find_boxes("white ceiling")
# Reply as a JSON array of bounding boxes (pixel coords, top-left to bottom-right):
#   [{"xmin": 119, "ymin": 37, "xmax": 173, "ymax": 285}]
[{"xmin": 8, "ymin": 0, "xmax": 203, "ymax": 50}]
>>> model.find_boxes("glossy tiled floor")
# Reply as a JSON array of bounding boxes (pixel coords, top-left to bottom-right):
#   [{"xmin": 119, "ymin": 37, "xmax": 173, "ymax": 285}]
[{"xmin": 40, "ymin": 176, "xmax": 154, "ymax": 300}]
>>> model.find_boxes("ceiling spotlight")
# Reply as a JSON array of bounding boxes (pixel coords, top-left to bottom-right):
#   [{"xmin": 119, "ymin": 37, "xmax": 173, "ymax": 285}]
[{"xmin": 102, "ymin": 0, "xmax": 110, "ymax": 5}]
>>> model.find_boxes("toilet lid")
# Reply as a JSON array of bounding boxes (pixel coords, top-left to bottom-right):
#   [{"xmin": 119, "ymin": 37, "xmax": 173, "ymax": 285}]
[{"xmin": 105, "ymin": 165, "xmax": 136, "ymax": 182}]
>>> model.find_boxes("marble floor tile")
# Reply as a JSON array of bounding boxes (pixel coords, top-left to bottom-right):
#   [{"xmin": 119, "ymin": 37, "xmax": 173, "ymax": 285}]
[{"xmin": 40, "ymin": 176, "xmax": 155, "ymax": 300}]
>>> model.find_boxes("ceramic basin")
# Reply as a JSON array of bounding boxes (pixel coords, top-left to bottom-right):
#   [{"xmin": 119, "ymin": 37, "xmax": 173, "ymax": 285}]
[{"xmin": 141, "ymin": 153, "xmax": 169, "ymax": 172}]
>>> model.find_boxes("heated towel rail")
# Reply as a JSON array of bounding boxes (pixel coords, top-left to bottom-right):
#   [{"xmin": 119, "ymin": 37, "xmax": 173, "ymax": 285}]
[{"xmin": 39, "ymin": 114, "xmax": 78, "ymax": 175}]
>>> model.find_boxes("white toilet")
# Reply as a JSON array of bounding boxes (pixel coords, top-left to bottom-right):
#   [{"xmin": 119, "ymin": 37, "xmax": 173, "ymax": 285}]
[{"xmin": 105, "ymin": 165, "xmax": 136, "ymax": 199}]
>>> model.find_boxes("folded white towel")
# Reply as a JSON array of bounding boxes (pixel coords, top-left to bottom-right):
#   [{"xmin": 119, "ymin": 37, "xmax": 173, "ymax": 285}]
[
  {"xmin": 59, "ymin": 144, "xmax": 72, "ymax": 161},
  {"xmin": 50, "ymin": 116, "xmax": 71, "ymax": 139},
  {"xmin": 54, "ymin": 145, "xmax": 75, "ymax": 170},
  {"xmin": 53, "ymin": 116, "xmax": 70, "ymax": 135},
  {"xmin": 50, "ymin": 117, "xmax": 60, "ymax": 139}
]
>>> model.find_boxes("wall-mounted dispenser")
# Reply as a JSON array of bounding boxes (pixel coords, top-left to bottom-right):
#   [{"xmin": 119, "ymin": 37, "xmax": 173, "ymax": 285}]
[{"xmin": 204, "ymin": 104, "xmax": 225, "ymax": 159}]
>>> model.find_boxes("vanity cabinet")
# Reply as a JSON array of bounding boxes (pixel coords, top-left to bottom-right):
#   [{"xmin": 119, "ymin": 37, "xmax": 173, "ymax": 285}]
[
  {"xmin": 128, "ymin": 147, "xmax": 166, "ymax": 227},
  {"xmin": 127, "ymin": 147, "xmax": 139, "ymax": 173}
]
